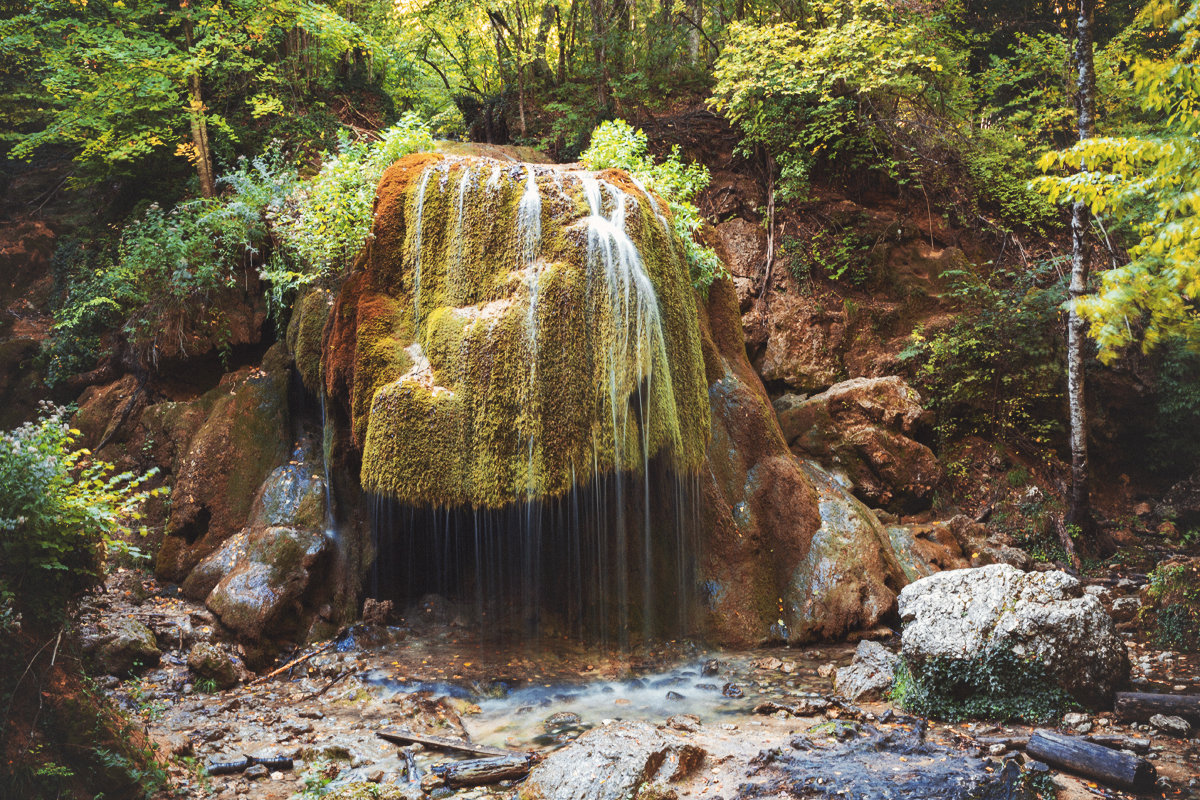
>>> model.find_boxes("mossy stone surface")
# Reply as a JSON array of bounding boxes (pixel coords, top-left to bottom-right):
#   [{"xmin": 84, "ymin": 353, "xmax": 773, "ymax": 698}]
[{"xmin": 327, "ymin": 155, "xmax": 710, "ymax": 508}]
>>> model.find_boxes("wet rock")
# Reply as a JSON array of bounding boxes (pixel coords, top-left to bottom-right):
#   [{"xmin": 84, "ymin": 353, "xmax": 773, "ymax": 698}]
[
  {"xmin": 775, "ymin": 377, "xmax": 942, "ymax": 512},
  {"xmin": 741, "ymin": 725, "xmax": 1024, "ymax": 799},
  {"xmin": 701, "ymin": 659, "xmax": 719, "ymax": 676},
  {"xmin": 544, "ymin": 711, "xmax": 582, "ymax": 731},
  {"xmin": 834, "ymin": 640, "xmax": 899, "ymax": 702},
  {"xmin": 666, "ymin": 714, "xmax": 701, "ymax": 732},
  {"xmin": 362, "ymin": 598, "xmax": 394, "ymax": 626},
  {"xmin": 187, "ymin": 642, "xmax": 239, "ymax": 689},
  {"xmin": 244, "ymin": 764, "xmax": 269, "ymax": 780},
  {"xmin": 520, "ymin": 721, "xmax": 705, "ymax": 800},
  {"xmin": 204, "ymin": 526, "xmax": 330, "ymax": 640},
  {"xmin": 722, "ymin": 683, "xmax": 744, "ymax": 698},
  {"xmin": 898, "ymin": 564, "xmax": 1129, "ymax": 706},
  {"xmin": 1149, "ymin": 714, "xmax": 1191, "ymax": 737},
  {"xmin": 84, "ymin": 617, "xmax": 161, "ymax": 676},
  {"xmin": 666, "ymin": 690, "xmax": 686, "ymax": 701}
]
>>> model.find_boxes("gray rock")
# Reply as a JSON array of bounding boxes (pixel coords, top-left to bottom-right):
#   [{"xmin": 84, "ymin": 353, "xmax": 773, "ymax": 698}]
[
  {"xmin": 187, "ymin": 642, "xmax": 239, "ymax": 689},
  {"xmin": 1150, "ymin": 714, "xmax": 1192, "ymax": 737},
  {"xmin": 666, "ymin": 714, "xmax": 701, "ymax": 732},
  {"xmin": 898, "ymin": 564, "xmax": 1129, "ymax": 706},
  {"xmin": 85, "ymin": 617, "xmax": 161, "ymax": 676},
  {"xmin": 834, "ymin": 640, "xmax": 899, "ymax": 702},
  {"xmin": 1110, "ymin": 596, "xmax": 1141, "ymax": 623},
  {"xmin": 521, "ymin": 721, "xmax": 704, "ymax": 800}
]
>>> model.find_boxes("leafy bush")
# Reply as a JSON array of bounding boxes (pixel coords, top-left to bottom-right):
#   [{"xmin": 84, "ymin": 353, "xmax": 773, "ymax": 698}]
[
  {"xmin": 581, "ymin": 119, "xmax": 725, "ymax": 292},
  {"xmin": 899, "ymin": 258, "xmax": 1066, "ymax": 447},
  {"xmin": 891, "ymin": 647, "xmax": 1076, "ymax": 723},
  {"xmin": 269, "ymin": 113, "xmax": 435, "ymax": 277},
  {"xmin": 1145, "ymin": 560, "xmax": 1199, "ymax": 651},
  {"xmin": 0, "ymin": 405, "xmax": 160, "ymax": 629}
]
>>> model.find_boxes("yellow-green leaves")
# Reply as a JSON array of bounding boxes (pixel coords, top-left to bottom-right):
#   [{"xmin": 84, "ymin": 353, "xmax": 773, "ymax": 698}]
[{"xmin": 1033, "ymin": 6, "xmax": 1200, "ymax": 362}]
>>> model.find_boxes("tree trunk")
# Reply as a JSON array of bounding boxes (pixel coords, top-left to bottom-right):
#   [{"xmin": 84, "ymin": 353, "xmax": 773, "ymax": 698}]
[
  {"xmin": 1066, "ymin": 0, "xmax": 1095, "ymax": 531},
  {"xmin": 588, "ymin": 0, "xmax": 608, "ymax": 109},
  {"xmin": 687, "ymin": 0, "xmax": 703, "ymax": 64},
  {"xmin": 187, "ymin": 74, "xmax": 216, "ymax": 199}
]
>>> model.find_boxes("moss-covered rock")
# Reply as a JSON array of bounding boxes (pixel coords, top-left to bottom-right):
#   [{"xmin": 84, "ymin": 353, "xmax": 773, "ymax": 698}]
[
  {"xmin": 204, "ymin": 526, "xmax": 329, "ymax": 640},
  {"xmin": 325, "ymin": 155, "xmax": 710, "ymax": 508},
  {"xmin": 186, "ymin": 642, "xmax": 239, "ymax": 689},
  {"xmin": 156, "ymin": 344, "xmax": 290, "ymax": 581},
  {"xmin": 287, "ymin": 287, "xmax": 335, "ymax": 394}
]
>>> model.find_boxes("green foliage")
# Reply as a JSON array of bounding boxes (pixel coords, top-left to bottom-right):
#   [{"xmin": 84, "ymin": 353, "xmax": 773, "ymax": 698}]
[
  {"xmin": 1144, "ymin": 339, "xmax": 1200, "ymax": 478},
  {"xmin": 1145, "ymin": 560, "xmax": 1199, "ymax": 651},
  {"xmin": 783, "ymin": 229, "xmax": 874, "ymax": 287},
  {"xmin": 899, "ymin": 258, "xmax": 1066, "ymax": 446},
  {"xmin": 47, "ymin": 152, "xmax": 297, "ymax": 379},
  {"xmin": 0, "ymin": 405, "xmax": 161, "ymax": 629},
  {"xmin": 265, "ymin": 113, "xmax": 436, "ymax": 307},
  {"xmin": 194, "ymin": 677, "xmax": 219, "ymax": 694},
  {"xmin": 710, "ymin": 0, "xmax": 961, "ymax": 200},
  {"xmin": 891, "ymin": 647, "xmax": 1076, "ymax": 723},
  {"xmin": 2, "ymin": 0, "xmax": 379, "ymax": 186},
  {"xmin": 1033, "ymin": 1, "xmax": 1200, "ymax": 361},
  {"xmin": 581, "ymin": 119, "xmax": 725, "ymax": 292}
]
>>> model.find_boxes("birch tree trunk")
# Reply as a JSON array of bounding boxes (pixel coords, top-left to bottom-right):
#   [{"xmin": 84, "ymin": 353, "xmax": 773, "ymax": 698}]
[{"xmin": 1066, "ymin": 0, "xmax": 1096, "ymax": 531}]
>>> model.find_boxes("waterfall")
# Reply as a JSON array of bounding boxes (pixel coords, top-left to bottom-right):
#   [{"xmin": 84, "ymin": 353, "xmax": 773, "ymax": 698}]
[{"xmin": 359, "ymin": 155, "xmax": 708, "ymax": 645}]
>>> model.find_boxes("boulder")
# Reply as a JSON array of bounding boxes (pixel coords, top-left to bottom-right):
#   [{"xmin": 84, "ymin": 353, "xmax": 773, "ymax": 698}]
[
  {"xmin": 1158, "ymin": 470, "xmax": 1200, "ymax": 528},
  {"xmin": 186, "ymin": 642, "xmax": 239, "ymax": 689},
  {"xmin": 84, "ymin": 617, "xmax": 160, "ymax": 676},
  {"xmin": 519, "ymin": 721, "xmax": 704, "ymax": 800},
  {"xmin": 898, "ymin": 564, "xmax": 1129, "ymax": 706},
  {"xmin": 775, "ymin": 377, "xmax": 942, "ymax": 512},
  {"xmin": 155, "ymin": 344, "xmax": 291, "ymax": 582},
  {"xmin": 781, "ymin": 461, "xmax": 910, "ymax": 643},
  {"xmin": 204, "ymin": 526, "xmax": 329, "ymax": 640},
  {"xmin": 834, "ymin": 640, "xmax": 899, "ymax": 702}
]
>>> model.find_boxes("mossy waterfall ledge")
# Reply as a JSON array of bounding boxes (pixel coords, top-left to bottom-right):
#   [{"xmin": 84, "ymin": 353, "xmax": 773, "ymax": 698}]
[{"xmin": 321, "ymin": 153, "xmax": 711, "ymax": 640}]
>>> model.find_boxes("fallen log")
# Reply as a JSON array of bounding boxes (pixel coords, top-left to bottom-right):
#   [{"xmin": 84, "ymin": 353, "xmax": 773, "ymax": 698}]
[
  {"xmin": 1114, "ymin": 692, "xmax": 1200, "ymax": 723},
  {"xmin": 203, "ymin": 754, "xmax": 293, "ymax": 776},
  {"xmin": 974, "ymin": 735, "xmax": 1030, "ymax": 750},
  {"xmin": 1084, "ymin": 734, "xmax": 1151, "ymax": 754},
  {"xmin": 376, "ymin": 728, "xmax": 518, "ymax": 759},
  {"xmin": 430, "ymin": 755, "xmax": 533, "ymax": 787},
  {"xmin": 1026, "ymin": 731, "xmax": 1156, "ymax": 793}
]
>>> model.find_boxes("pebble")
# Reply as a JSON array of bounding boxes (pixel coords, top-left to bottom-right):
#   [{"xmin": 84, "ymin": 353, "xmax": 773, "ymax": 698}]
[
  {"xmin": 1150, "ymin": 714, "xmax": 1192, "ymax": 737},
  {"xmin": 270, "ymin": 772, "xmax": 284, "ymax": 781},
  {"xmin": 816, "ymin": 663, "xmax": 835, "ymax": 678},
  {"xmin": 244, "ymin": 765, "xmax": 268, "ymax": 780}
]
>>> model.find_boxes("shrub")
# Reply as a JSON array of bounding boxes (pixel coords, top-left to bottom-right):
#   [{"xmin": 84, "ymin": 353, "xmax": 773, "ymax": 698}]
[
  {"xmin": 0, "ymin": 405, "xmax": 161, "ymax": 629},
  {"xmin": 581, "ymin": 119, "xmax": 725, "ymax": 292}
]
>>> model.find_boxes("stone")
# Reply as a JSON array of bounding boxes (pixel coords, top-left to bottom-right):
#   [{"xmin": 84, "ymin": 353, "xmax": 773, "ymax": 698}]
[
  {"xmin": 156, "ymin": 346, "xmax": 291, "ymax": 582},
  {"xmin": 834, "ymin": 640, "xmax": 899, "ymax": 702},
  {"xmin": 665, "ymin": 714, "xmax": 701, "ymax": 732},
  {"xmin": 898, "ymin": 564, "xmax": 1129, "ymax": 706},
  {"xmin": 775, "ymin": 376, "xmax": 942, "ymax": 512},
  {"xmin": 187, "ymin": 642, "xmax": 239, "ymax": 689},
  {"xmin": 747, "ymin": 725, "xmax": 1024, "ymax": 799},
  {"xmin": 244, "ymin": 764, "xmax": 268, "ymax": 780},
  {"xmin": 1149, "ymin": 714, "xmax": 1192, "ymax": 737},
  {"xmin": 204, "ymin": 526, "xmax": 330, "ymax": 640},
  {"xmin": 84, "ymin": 617, "xmax": 161, "ymax": 676},
  {"xmin": 519, "ymin": 721, "xmax": 704, "ymax": 800},
  {"xmin": 1110, "ymin": 596, "xmax": 1141, "ymax": 623},
  {"xmin": 1157, "ymin": 469, "xmax": 1200, "ymax": 528}
]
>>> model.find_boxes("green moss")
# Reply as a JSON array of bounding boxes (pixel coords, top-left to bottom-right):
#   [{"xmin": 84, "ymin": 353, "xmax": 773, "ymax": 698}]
[
  {"xmin": 287, "ymin": 288, "xmax": 333, "ymax": 393},
  {"xmin": 340, "ymin": 156, "xmax": 710, "ymax": 507},
  {"xmin": 891, "ymin": 647, "xmax": 1076, "ymax": 724}
]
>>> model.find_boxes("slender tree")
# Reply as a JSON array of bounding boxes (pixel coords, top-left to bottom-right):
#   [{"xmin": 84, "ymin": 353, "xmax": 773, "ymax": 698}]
[{"xmin": 1065, "ymin": 0, "xmax": 1096, "ymax": 532}]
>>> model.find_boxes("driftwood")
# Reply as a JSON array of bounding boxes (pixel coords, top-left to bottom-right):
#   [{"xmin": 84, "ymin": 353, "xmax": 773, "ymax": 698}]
[
  {"xmin": 247, "ymin": 641, "xmax": 335, "ymax": 686},
  {"xmin": 1085, "ymin": 733, "xmax": 1151, "ymax": 754},
  {"xmin": 974, "ymin": 735, "xmax": 1030, "ymax": 751},
  {"xmin": 430, "ymin": 755, "xmax": 533, "ymax": 787},
  {"xmin": 376, "ymin": 728, "xmax": 518, "ymax": 759},
  {"xmin": 1026, "ymin": 731, "xmax": 1156, "ymax": 793},
  {"xmin": 1114, "ymin": 692, "xmax": 1200, "ymax": 723},
  {"xmin": 300, "ymin": 669, "xmax": 353, "ymax": 700},
  {"xmin": 204, "ymin": 754, "xmax": 293, "ymax": 776}
]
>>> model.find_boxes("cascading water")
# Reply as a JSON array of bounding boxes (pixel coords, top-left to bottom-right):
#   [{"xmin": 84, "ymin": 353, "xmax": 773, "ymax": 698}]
[{"xmin": 342, "ymin": 154, "xmax": 709, "ymax": 646}]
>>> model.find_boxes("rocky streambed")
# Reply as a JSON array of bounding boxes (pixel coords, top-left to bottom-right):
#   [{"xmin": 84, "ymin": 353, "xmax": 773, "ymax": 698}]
[{"xmin": 79, "ymin": 569, "xmax": 1200, "ymax": 800}]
